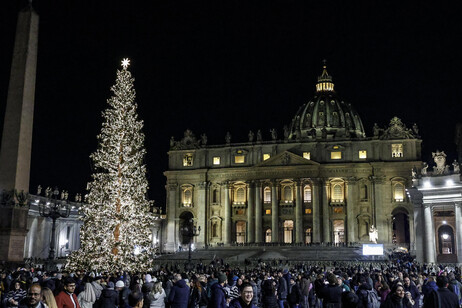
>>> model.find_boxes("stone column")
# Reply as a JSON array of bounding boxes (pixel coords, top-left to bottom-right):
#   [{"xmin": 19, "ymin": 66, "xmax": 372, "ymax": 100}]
[
  {"xmin": 408, "ymin": 188, "xmax": 424, "ymax": 262},
  {"xmin": 271, "ymin": 181, "xmax": 279, "ymax": 243},
  {"xmin": 312, "ymin": 180, "xmax": 321, "ymax": 243},
  {"xmin": 223, "ymin": 182, "xmax": 232, "ymax": 245},
  {"xmin": 247, "ymin": 182, "xmax": 255, "ymax": 243},
  {"xmin": 346, "ymin": 178, "xmax": 357, "ymax": 243},
  {"xmin": 295, "ymin": 180, "xmax": 303, "ymax": 243},
  {"xmin": 322, "ymin": 180, "xmax": 330, "ymax": 242},
  {"xmin": 372, "ymin": 176, "xmax": 386, "ymax": 242},
  {"xmin": 455, "ymin": 203, "xmax": 462, "ymax": 263},
  {"xmin": 423, "ymin": 204, "xmax": 436, "ymax": 263},
  {"xmin": 196, "ymin": 182, "xmax": 207, "ymax": 247},
  {"xmin": 255, "ymin": 181, "xmax": 263, "ymax": 243},
  {"xmin": 165, "ymin": 183, "xmax": 178, "ymax": 252}
]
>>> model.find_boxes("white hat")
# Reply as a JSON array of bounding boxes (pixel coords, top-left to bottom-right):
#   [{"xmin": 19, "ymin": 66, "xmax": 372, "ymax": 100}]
[{"xmin": 115, "ymin": 281, "xmax": 125, "ymax": 288}]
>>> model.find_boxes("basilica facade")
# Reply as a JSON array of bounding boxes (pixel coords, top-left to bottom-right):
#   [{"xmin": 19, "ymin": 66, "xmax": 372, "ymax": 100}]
[{"xmin": 164, "ymin": 65, "xmax": 422, "ymax": 254}]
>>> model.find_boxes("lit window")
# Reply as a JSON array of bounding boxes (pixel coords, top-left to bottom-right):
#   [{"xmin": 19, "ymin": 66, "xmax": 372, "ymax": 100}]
[
  {"xmin": 235, "ymin": 187, "xmax": 246, "ymax": 203},
  {"xmin": 263, "ymin": 153, "xmax": 271, "ymax": 160},
  {"xmin": 234, "ymin": 155, "xmax": 245, "ymax": 163},
  {"xmin": 392, "ymin": 144, "xmax": 403, "ymax": 158},
  {"xmin": 265, "ymin": 229, "xmax": 272, "ymax": 243},
  {"xmin": 282, "ymin": 185, "xmax": 293, "ymax": 201},
  {"xmin": 265, "ymin": 209, "xmax": 271, "ymax": 215},
  {"xmin": 182, "ymin": 188, "xmax": 192, "ymax": 207},
  {"xmin": 359, "ymin": 150, "xmax": 367, "ymax": 159},
  {"xmin": 304, "ymin": 185, "xmax": 312, "ymax": 202},
  {"xmin": 303, "ymin": 152, "xmax": 311, "ymax": 160},
  {"xmin": 333, "ymin": 207, "xmax": 344, "ymax": 214},
  {"xmin": 183, "ymin": 154, "xmax": 193, "ymax": 166},
  {"xmin": 305, "ymin": 209, "xmax": 312, "ymax": 214},
  {"xmin": 213, "ymin": 157, "xmax": 220, "ymax": 165},
  {"xmin": 264, "ymin": 187, "xmax": 271, "ymax": 202},
  {"xmin": 333, "ymin": 145, "xmax": 339, "ymax": 149},
  {"xmin": 331, "ymin": 183, "xmax": 344, "ymax": 201},
  {"xmin": 331, "ymin": 152, "xmax": 342, "ymax": 160},
  {"xmin": 393, "ymin": 182, "xmax": 405, "ymax": 201}
]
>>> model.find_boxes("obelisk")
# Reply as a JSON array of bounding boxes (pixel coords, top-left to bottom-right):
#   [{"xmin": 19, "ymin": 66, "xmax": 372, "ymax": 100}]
[{"xmin": 0, "ymin": 3, "xmax": 39, "ymax": 262}]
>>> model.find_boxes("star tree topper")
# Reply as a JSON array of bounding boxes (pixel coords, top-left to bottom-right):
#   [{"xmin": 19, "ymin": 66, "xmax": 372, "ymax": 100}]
[{"xmin": 121, "ymin": 58, "xmax": 130, "ymax": 69}]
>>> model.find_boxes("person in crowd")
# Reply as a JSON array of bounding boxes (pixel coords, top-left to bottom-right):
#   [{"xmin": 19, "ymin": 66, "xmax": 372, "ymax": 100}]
[
  {"xmin": 421, "ymin": 276, "xmax": 438, "ymax": 299},
  {"xmin": 317, "ymin": 273, "xmax": 342, "ymax": 308},
  {"xmin": 167, "ymin": 274, "xmax": 189, "ymax": 308},
  {"xmin": 260, "ymin": 274, "xmax": 277, "ymax": 308},
  {"xmin": 422, "ymin": 275, "xmax": 459, "ymax": 308},
  {"xmin": 5, "ymin": 280, "xmax": 27, "ymax": 308},
  {"xmin": 208, "ymin": 273, "xmax": 227, "ymax": 308},
  {"xmin": 380, "ymin": 284, "xmax": 414, "ymax": 308},
  {"xmin": 128, "ymin": 292, "xmax": 143, "ymax": 308},
  {"xmin": 229, "ymin": 282, "xmax": 256, "ymax": 308},
  {"xmin": 147, "ymin": 281, "xmax": 165, "ymax": 308},
  {"xmin": 447, "ymin": 272, "xmax": 462, "ymax": 306},
  {"xmin": 91, "ymin": 278, "xmax": 104, "ymax": 305},
  {"xmin": 356, "ymin": 275, "xmax": 379, "ymax": 308},
  {"xmin": 378, "ymin": 281, "xmax": 390, "ymax": 303},
  {"xmin": 18, "ymin": 284, "xmax": 46, "ymax": 308},
  {"xmin": 115, "ymin": 281, "xmax": 131, "ymax": 308},
  {"xmin": 41, "ymin": 288, "xmax": 58, "ymax": 308},
  {"xmin": 188, "ymin": 279, "xmax": 207, "ymax": 308},
  {"xmin": 97, "ymin": 282, "xmax": 118, "ymax": 308},
  {"xmin": 41, "ymin": 274, "xmax": 55, "ymax": 293},
  {"xmin": 76, "ymin": 278, "xmax": 96, "ymax": 308},
  {"xmin": 55, "ymin": 277, "xmax": 80, "ymax": 308},
  {"xmin": 298, "ymin": 274, "xmax": 310, "ymax": 308},
  {"xmin": 287, "ymin": 277, "xmax": 301, "ymax": 308},
  {"xmin": 402, "ymin": 275, "xmax": 419, "ymax": 308},
  {"xmin": 276, "ymin": 271, "xmax": 287, "ymax": 308}
]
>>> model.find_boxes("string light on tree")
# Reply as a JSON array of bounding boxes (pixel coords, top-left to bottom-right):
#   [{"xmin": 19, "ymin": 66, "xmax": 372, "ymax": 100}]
[{"xmin": 67, "ymin": 58, "xmax": 153, "ymax": 272}]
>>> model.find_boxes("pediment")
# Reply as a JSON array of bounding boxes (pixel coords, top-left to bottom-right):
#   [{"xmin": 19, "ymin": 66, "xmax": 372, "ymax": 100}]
[{"xmin": 255, "ymin": 151, "xmax": 320, "ymax": 167}]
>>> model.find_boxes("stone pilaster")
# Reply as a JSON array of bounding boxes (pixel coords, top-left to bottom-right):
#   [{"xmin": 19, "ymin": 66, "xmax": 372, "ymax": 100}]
[
  {"xmin": 322, "ymin": 180, "xmax": 330, "ymax": 242},
  {"xmin": 423, "ymin": 204, "xmax": 436, "ymax": 263},
  {"xmin": 295, "ymin": 180, "xmax": 303, "ymax": 243},
  {"xmin": 455, "ymin": 203, "xmax": 462, "ymax": 263},
  {"xmin": 165, "ymin": 183, "xmax": 178, "ymax": 252},
  {"xmin": 271, "ymin": 181, "xmax": 279, "ymax": 242},
  {"xmin": 255, "ymin": 181, "xmax": 263, "ymax": 243},
  {"xmin": 371, "ymin": 176, "xmax": 386, "ymax": 242},
  {"xmin": 196, "ymin": 182, "xmax": 208, "ymax": 246},
  {"xmin": 223, "ymin": 182, "xmax": 232, "ymax": 245},
  {"xmin": 346, "ymin": 177, "xmax": 357, "ymax": 243},
  {"xmin": 247, "ymin": 181, "xmax": 255, "ymax": 243},
  {"xmin": 312, "ymin": 179, "xmax": 321, "ymax": 243}
]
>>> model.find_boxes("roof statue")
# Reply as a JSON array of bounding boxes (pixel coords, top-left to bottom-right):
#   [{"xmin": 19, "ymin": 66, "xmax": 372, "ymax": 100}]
[
  {"xmin": 432, "ymin": 150, "xmax": 447, "ymax": 175},
  {"xmin": 170, "ymin": 129, "xmax": 201, "ymax": 150},
  {"xmin": 379, "ymin": 117, "xmax": 418, "ymax": 140}
]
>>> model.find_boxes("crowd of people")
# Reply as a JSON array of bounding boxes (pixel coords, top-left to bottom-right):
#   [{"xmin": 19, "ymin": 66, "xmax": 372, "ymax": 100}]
[{"xmin": 1, "ymin": 255, "xmax": 462, "ymax": 308}]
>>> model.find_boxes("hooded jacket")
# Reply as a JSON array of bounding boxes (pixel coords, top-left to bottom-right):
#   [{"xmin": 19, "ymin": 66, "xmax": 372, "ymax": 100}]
[
  {"xmin": 97, "ymin": 288, "xmax": 118, "ymax": 308},
  {"xmin": 167, "ymin": 280, "xmax": 190, "ymax": 308}
]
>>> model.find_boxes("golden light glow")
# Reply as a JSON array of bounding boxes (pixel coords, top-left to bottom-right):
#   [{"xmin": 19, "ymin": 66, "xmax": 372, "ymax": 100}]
[
  {"xmin": 392, "ymin": 144, "xmax": 403, "ymax": 158},
  {"xmin": 333, "ymin": 145, "xmax": 339, "ymax": 149},
  {"xmin": 334, "ymin": 207, "xmax": 344, "ymax": 213},
  {"xmin": 183, "ymin": 154, "xmax": 193, "ymax": 166},
  {"xmin": 234, "ymin": 155, "xmax": 245, "ymax": 163},
  {"xmin": 359, "ymin": 150, "xmax": 367, "ymax": 159},
  {"xmin": 213, "ymin": 156, "xmax": 220, "ymax": 165},
  {"xmin": 121, "ymin": 58, "xmax": 130, "ymax": 69},
  {"xmin": 331, "ymin": 151, "xmax": 342, "ymax": 160},
  {"xmin": 305, "ymin": 209, "xmax": 312, "ymax": 214},
  {"xmin": 263, "ymin": 153, "xmax": 271, "ymax": 160},
  {"xmin": 265, "ymin": 209, "xmax": 271, "ymax": 215},
  {"xmin": 303, "ymin": 152, "xmax": 311, "ymax": 160}
]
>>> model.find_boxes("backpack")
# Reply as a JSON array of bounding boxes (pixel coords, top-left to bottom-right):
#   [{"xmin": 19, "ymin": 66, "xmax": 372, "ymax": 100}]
[{"xmin": 365, "ymin": 289, "xmax": 380, "ymax": 308}]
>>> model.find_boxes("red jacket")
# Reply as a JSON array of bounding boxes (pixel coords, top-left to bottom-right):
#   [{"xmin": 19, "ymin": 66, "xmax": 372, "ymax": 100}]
[{"xmin": 55, "ymin": 291, "xmax": 81, "ymax": 308}]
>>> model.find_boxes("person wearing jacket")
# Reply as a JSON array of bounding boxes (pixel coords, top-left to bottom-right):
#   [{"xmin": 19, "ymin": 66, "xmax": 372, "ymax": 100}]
[
  {"xmin": 147, "ymin": 282, "xmax": 165, "ymax": 308},
  {"xmin": 317, "ymin": 273, "xmax": 342, "ymax": 308},
  {"xmin": 208, "ymin": 273, "xmax": 227, "ymax": 308},
  {"xmin": 402, "ymin": 276, "xmax": 419, "ymax": 308},
  {"xmin": 287, "ymin": 278, "xmax": 301, "ymax": 308},
  {"xmin": 55, "ymin": 278, "xmax": 81, "ymax": 308},
  {"xmin": 421, "ymin": 276, "xmax": 438, "ymax": 299},
  {"xmin": 167, "ymin": 274, "xmax": 189, "ymax": 308},
  {"xmin": 381, "ymin": 284, "xmax": 414, "ymax": 308},
  {"xmin": 77, "ymin": 281, "xmax": 96, "ymax": 308},
  {"xmin": 422, "ymin": 275, "xmax": 459, "ymax": 308},
  {"xmin": 5, "ymin": 280, "xmax": 27, "ymax": 308},
  {"xmin": 18, "ymin": 284, "xmax": 47, "ymax": 308},
  {"xmin": 229, "ymin": 283, "xmax": 256, "ymax": 308},
  {"xmin": 276, "ymin": 271, "xmax": 287, "ymax": 308},
  {"xmin": 97, "ymin": 282, "xmax": 118, "ymax": 308}
]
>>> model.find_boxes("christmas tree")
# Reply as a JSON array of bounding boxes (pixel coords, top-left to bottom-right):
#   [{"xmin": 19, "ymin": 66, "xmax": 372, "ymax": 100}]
[{"xmin": 67, "ymin": 59, "xmax": 153, "ymax": 272}]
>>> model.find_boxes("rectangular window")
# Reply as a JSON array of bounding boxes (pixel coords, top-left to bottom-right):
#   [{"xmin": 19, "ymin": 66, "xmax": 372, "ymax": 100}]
[
  {"xmin": 265, "ymin": 209, "xmax": 271, "ymax": 215},
  {"xmin": 303, "ymin": 152, "xmax": 311, "ymax": 160},
  {"xmin": 305, "ymin": 208, "xmax": 312, "ymax": 214},
  {"xmin": 331, "ymin": 151, "xmax": 342, "ymax": 160},
  {"xmin": 183, "ymin": 154, "xmax": 193, "ymax": 166},
  {"xmin": 392, "ymin": 144, "xmax": 403, "ymax": 158},
  {"xmin": 359, "ymin": 150, "xmax": 367, "ymax": 159},
  {"xmin": 234, "ymin": 155, "xmax": 245, "ymax": 164},
  {"xmin": 213, "ymin": 156, "xmax": 221, "ymax": 165},
  {"xmin": 333, "ymin": 207, "xmax": 344, "ymax": 214},
  {"xmin": 263, "ymin": 153, "xmax": 271, "ymax": 161}
]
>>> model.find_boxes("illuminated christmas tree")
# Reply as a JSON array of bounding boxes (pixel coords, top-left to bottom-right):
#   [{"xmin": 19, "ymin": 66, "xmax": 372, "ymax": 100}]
[{"xmin": 67, "ymin": 59, "xmax": 153, "ymax": 272}]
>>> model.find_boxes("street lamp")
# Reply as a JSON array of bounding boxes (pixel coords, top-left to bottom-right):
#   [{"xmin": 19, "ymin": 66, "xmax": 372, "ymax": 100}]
[
  {"xmin": 181, "ymin": 219, "xmax": 200, "ymax": 270},
  {"xmin": 39, "ymin": 187, "xmax": 70, "ymax": 262}
]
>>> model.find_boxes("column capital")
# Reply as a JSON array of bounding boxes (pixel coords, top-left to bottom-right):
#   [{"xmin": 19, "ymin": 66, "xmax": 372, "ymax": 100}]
[
  {"xmin": 166, "ymin": 183, "xmax": 178, "ymax": 191},
  {"xmin": 246, "ymin": 180, "xmax": 256, "ymax": 188},
  {"xmin": 294, "ymin": 179, "xmax": 304, "ymax": 186},
  {"xmin": 454, "ymin": 202, "xmax": 462, "ymax": 209},
  {"xmin": 254, "ymin": 180, "xmax": 263, "ymax": 188},
  {"xmin": 345, "ymin": 177, "xmax": 358, "ymax": 185},
  {"xmin": 311, "ymin": 178, "xmax": 323, "ymax": 186},
  {"xmin": 197, "ymin": 181, "xmax": 208, "ymax": 189},
  {"xmin": 368, "ymin": 175, "xmax": 386, "ymax": 184}
]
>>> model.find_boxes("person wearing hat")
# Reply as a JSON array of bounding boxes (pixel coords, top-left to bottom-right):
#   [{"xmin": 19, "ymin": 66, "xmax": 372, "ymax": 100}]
[
  {"xmin": 55, "ymin": 277, "xmax": 80, "ymax": 308},
  {"xmin": 208, "ymin": 273, "xmax": 227, "ymax": 308},
  {"xmin": 317, "ymin": 273, "xmax": 342, "ymax": 308},
  {"xmin": 115, "ymin": 281, "xmax": 131, "ymax": 308},
  {"xmin": 97, "ymin": 281, "xmax": 118, "ymax": 308}
]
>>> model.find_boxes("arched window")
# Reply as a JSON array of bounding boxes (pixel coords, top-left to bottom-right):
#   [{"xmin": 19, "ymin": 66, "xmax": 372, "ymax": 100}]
[
  {"xmin": 282, "ymin": 185, "xmax": 293, "ymax": 201},
  {"xmin": 360, "ymin": 184, "xmax": 368, "ymax": 201},
  {"xmin": 264, "ymin": 187, "xmax": 271, "ymax": 202},
  {"xmin": 332, "ymin": 183, "xmax": 344, "ymax": 201},
  {"xmin": 393, "ymin": 182, "xmax": 405, "ymax": 202},
  {"xmin": 265, "ymin": 229, "xmax": 272, "ymax": 243},
  {"xmin": 182, "ymin": 187, "xmax": 193, "ymax": 207},
  {"xmin": 305, "ymin": 228, "xmax": 312, "ymax": 244},
  {"xmin": 235, "ymin": 187, "xmax": 246, "ymax": 203},
  {"xmin": 211, "ymin": 221, "xmax": 218, "ymax": 238},
  {"xmin": 236, "ymin": 221, "xmax": 246, "ymax": 243},
  {"xmin": 283, "ymin": 220, "xmax": 294, "ymax": 243},
  {"xmin": 212, "ymin": 189, "xmax": 218, "ymax": 203},
  {"xmin": 304, "ymin": 185, "xmax": 312, "ymax": 202}
]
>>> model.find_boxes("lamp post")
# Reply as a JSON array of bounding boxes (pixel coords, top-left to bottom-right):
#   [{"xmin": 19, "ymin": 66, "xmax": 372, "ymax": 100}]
[
  {"xmin": 39, "ymin": 187, "xmax": 70, "ymax": 262},
  {"xmin": 181, "ymin": 219, "xmax": 200, "ymax": 270}
]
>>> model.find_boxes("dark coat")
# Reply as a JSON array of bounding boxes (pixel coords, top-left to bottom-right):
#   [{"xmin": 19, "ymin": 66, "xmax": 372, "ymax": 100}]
[
  {"xmin": 168, "ymin": 280, "xmax": 190, "ymax": 308},
  {"xmin": 403, "ymin": 283, "xmax": 420, "ymax": 308},
  {"xmin": 208, "ymin": 283, "xmax": 226, "ymax": 308},
  {"xmin": 422, "ymin": 288, "xmax": 459, "ymax": 308},
  {"xmin": 380, "ymin": 293, "xmax": 413, "ymax": 308},
  {"xmin": 97, "ymin": 289, "xmax": 119, "ymax": 308},
  {"xmin": 229, "ymin": 297, "xmax": 256, "ymax": 308},
  {"xmin": 356, "ymin": 283, "xmax": 373, "ymax": 308},
  {"xmin": 277, "ymin": 277, "xmax": 287, "ymax": 300},
  {"xmin": 287, "ymin": 283, "xmax": 301, "ymax": 305},
  {"xmin": 318, "ymin": 284, "xmax": 343, "ymax": 308},
  {"xmin": 260, "ymin": 280, "xmax": 278, "ymax": 308}
]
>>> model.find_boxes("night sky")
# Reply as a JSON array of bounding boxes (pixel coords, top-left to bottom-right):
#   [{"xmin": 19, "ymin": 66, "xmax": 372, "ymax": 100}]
[{"xmin": 1, "ymin": 1, "xmax": 462, "ymax": 207}]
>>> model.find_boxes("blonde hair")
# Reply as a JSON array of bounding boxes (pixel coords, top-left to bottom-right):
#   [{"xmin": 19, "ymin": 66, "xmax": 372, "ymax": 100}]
[
  {"xmin": 153, "ymin": 282, "xmax": 163, "ymax": 294},
  {"xmin": 42, "ymin": 288, "xmax": 58, "ymax": 308}
]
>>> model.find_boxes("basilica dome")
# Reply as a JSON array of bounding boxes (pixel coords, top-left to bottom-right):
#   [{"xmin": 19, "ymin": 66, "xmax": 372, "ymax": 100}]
[{"xmin": 288, "ymin": 63, "xmax": 366, "ymax": 140}]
